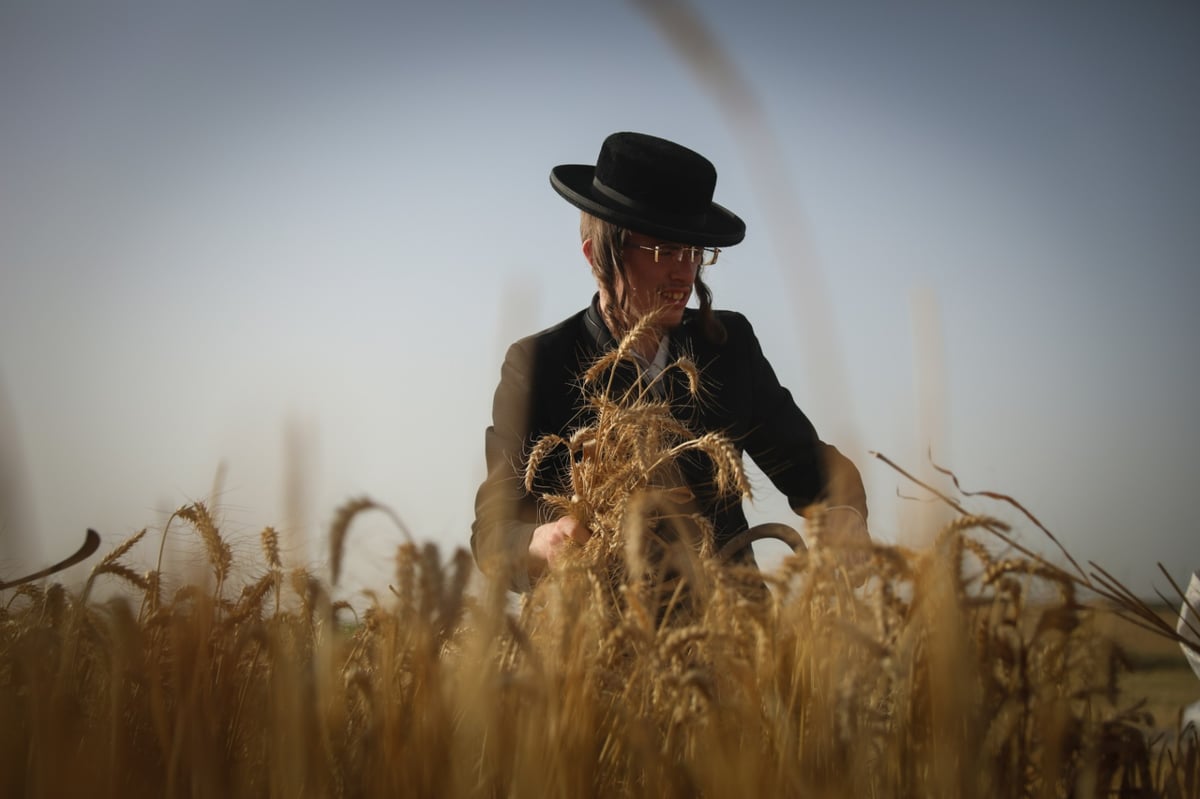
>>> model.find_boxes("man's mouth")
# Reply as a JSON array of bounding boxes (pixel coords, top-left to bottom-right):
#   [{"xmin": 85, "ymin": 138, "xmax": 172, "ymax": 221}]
[{"xmin": 657, "ymin": 288, "xmax": 690, "ymax": 304}]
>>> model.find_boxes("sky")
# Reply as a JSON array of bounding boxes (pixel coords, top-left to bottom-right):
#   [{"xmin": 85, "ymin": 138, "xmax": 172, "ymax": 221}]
[{"xmin": 1, "ymin": 0, "xmax": 1197, "ymax": 598}]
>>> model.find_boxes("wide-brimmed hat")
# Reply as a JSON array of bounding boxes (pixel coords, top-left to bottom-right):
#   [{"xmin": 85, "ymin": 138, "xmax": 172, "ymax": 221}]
[{"xmin": 550, "ymin": 132, "xmax": 746, "ymax": 247}]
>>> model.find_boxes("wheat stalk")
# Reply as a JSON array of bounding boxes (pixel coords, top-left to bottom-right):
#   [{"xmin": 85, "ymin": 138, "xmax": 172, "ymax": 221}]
[
  {"xmin": 329, "ymin": 496, "xmax": 413, "ymax": 586},
  {"xmin": 81, "ymin": 527, "xmax": 149, "ymax": 602},
  {"xmin": 175, "ymin": 501, "xmax": 233, "ymax": 589}
]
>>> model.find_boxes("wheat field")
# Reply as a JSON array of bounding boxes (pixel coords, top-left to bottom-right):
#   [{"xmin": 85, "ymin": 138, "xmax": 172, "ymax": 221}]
[
  {"xmin": 2, "ymin": 325, "xmax": 1197, "ymax": 798},
  {"xmin": 2, "ymin": 501, "xmax": 1196, "ymax": 798}
]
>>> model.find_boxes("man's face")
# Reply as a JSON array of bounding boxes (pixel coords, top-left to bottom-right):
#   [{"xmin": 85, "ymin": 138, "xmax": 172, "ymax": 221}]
[{"xmin": 619, "ymin": 233, "xmax": 701, "ymax": 328}]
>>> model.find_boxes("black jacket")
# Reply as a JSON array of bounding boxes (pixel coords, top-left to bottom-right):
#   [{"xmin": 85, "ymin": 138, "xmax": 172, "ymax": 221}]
[{"xmin": 471, "ymin": 296, "xmax": 867, "ymax": 589}]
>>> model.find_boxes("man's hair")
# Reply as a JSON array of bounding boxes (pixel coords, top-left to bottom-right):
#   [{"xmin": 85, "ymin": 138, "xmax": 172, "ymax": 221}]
[{"xmin": 580, "ymin": 212, "xmax": 726, "ymax": 344}]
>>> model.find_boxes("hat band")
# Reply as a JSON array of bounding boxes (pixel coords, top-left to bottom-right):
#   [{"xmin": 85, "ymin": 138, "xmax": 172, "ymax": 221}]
[{"xmin": 591, "ymin": 176, "xmax": 698, "ymax": 228}]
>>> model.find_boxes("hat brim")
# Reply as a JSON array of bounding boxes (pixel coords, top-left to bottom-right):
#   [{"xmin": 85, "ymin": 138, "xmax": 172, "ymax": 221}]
[{"xmin": 550, "ymin": 164, "xmax": 745, "ymax": 247}]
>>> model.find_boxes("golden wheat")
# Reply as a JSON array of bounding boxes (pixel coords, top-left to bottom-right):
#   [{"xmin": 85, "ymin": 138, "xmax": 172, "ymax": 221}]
[
  {"xmin": 0, "ymin": 326, "xmax": 1195, "ymax": 797},
  {"xmin": 1, "ymin": 505, "xmax": 1197, "ymax": 797}
]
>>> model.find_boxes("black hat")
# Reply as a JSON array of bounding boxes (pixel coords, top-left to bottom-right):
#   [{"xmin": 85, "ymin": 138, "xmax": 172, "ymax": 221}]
[{"xmin": 550, "ymin": 132, "xmax": 746, "ymax": 247}]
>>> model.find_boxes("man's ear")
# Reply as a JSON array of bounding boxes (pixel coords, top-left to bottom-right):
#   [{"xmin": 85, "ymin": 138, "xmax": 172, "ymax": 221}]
[{"xmin": 582, "ymin": 237, "xmax": 595, "ymax": 268}]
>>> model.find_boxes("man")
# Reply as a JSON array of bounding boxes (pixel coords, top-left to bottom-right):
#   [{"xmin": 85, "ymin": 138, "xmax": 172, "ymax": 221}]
[{"xmin": 471, "ymin": 131, "xmax": 868, "ymax": 591}]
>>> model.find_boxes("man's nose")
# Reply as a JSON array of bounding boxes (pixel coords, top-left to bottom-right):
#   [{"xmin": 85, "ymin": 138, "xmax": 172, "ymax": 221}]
[{"xmin": 668, "ymin": 254, "xmax": 697, "ymax": 280}]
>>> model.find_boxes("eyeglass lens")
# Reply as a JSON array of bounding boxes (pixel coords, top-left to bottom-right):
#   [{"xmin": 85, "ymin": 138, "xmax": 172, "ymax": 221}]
[{"xmin": 650, "ymin": 246, "xmax": 718, "ymax": 266}]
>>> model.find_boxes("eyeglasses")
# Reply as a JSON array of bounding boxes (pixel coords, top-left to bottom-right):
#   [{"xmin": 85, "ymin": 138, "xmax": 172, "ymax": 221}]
[{"xmin": 628, "ymin": 243, "xmax": 720, "ymax": 266}]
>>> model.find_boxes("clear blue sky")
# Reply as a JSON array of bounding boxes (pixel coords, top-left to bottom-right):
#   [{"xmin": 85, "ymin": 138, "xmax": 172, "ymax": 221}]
[{"xmin": 2, "ymin": 1, "xmax": 1197, "ymax": 597}]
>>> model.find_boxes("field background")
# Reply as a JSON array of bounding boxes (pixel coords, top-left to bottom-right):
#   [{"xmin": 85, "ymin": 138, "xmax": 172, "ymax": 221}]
[{"xmin": 1095, "ymin": 602, "xmax": 1199, "ymax": 736}]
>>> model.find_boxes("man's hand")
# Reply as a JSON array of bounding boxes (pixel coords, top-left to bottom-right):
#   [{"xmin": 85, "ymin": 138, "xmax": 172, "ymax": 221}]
[
  {"xmin": 822, "ymin": 505, "xmax": 872, "ymax": 585},
  {"xmin": 823, "ymin": 505, "xmax": 871, "ymax": 549},
  {"xmin": 528, "ymin": 516, "xmax": 592, "ymax": 579}
]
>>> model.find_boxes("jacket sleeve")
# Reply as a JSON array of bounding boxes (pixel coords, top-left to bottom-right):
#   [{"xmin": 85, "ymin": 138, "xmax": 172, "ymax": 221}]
[
  {"xmin": 731, "ymin": 313, "xmax": 869, "ymax": 522},
  {"xmin": 470, "ymin": 339, "xmax": 540, "ymax": 592}
]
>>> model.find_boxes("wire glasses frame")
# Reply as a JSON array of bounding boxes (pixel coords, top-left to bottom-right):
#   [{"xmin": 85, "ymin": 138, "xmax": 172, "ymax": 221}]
[{"xmin": 628, "ymin": 243, "xmax": 720, "ymax": 266}]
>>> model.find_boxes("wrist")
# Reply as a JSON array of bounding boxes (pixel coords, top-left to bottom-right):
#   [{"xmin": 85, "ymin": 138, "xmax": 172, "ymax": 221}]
[{"xmin": 825, "ymin": 504, "xmax": 867, "ymax": 528}]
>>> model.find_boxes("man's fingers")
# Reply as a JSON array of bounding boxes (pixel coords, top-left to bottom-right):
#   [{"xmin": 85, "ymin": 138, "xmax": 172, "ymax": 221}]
[
  {"xmin": 530, "ymin": 517, "xmax": 594, "ymax": 574},
  {"xmin": 567, "ymin": 519, "xmax": 592, "ymax": 545}
]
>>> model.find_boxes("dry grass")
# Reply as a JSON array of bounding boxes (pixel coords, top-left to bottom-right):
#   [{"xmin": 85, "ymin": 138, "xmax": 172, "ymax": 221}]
[{"xmin": 2, "ymin": 324, "xmax": 1197, "ymax": 798}]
